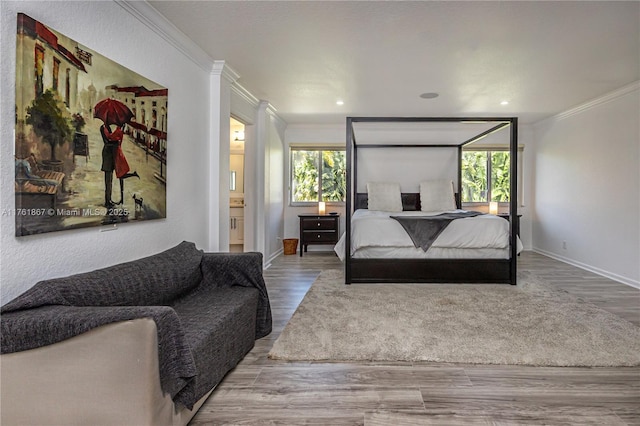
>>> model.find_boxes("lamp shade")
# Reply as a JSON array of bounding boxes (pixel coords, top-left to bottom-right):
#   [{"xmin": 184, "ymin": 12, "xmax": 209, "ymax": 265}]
[
  {"xmin": 489, "ymin": 201, "xmax": 499, "ymax": 215},
  {"xmin": 318, "ymin": 201, "xmax": 326, "ymax": 215}
]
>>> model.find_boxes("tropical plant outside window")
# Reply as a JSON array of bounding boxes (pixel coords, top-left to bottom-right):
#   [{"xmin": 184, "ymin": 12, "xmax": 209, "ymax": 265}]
[
  {"xmin": 291, "ymin": 148, "xmax": 346, "ymax": 204},
  {"xmin": 461, "ymin": 150, "xmax": 510, "ymax": 203}
]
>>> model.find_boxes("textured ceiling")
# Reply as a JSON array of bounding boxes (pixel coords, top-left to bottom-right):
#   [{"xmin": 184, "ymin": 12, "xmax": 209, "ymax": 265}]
[{"xmin": 149, "ymin": 1, "xmax": 639, "ymax": 125}]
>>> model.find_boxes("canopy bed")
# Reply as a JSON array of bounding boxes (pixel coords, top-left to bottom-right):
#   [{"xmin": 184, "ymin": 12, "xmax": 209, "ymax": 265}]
[{"xmin": 341, "ymin": 116, "xmax": 519, "ymax": 284}]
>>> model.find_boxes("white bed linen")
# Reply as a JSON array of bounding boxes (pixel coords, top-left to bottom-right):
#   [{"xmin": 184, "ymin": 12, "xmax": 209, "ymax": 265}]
[{"xmin": 334, "ymin": 209, "xmax": 522, "ymax": 261}]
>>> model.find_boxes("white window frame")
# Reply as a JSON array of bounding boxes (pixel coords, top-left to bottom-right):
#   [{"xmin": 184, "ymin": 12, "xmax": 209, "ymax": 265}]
[
  {"xmin": 461, "ymin": 145, "xmax": 525, "ymax": 208},
  {"xmin": 289, "ymin": 144, "xmax": 346, "ymax": 207}
]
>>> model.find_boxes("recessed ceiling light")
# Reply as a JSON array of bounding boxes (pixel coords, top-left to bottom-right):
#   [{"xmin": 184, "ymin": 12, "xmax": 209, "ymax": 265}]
[
  {"xmin": 500, "ymin": 100, "xmax": 509, "ymax": 105},
  {"xmin": 420, "ymin": 92, "xmax": 439, "ymax": 99},
  {"xmin": 336, "ymin": 100, "xmax": 344, "ymax": 106}
]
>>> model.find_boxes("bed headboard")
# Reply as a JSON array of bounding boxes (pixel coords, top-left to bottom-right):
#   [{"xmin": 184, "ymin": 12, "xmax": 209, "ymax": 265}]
[
  {"xmin": 355, "ymin": 193, "xmax": 420, "ymax": 211},
  {"xmin": 354, "ymin": 193, "xmax": 461, "ymax": 211}
]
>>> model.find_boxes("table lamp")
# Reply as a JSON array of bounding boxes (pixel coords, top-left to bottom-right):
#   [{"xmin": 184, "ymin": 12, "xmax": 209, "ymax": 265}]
[{"xmin": 489, "ymin": 201, "xmax": 498, "ymax": 215}]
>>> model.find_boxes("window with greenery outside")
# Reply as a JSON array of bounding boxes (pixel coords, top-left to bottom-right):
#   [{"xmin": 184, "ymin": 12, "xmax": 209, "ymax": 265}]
[
  {"xmin": 291, "ymin": 149, "xmax": 346, "ymax": 203},
  {"xmin": 462, "ymin": 151, "xmax": 510, "ymax": 203}
]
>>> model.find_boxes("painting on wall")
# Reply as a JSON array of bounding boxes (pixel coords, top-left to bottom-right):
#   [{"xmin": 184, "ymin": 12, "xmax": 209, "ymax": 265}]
[{"xmin": 14, "ymin": 13, "xmax": 167, "ymax": 236}]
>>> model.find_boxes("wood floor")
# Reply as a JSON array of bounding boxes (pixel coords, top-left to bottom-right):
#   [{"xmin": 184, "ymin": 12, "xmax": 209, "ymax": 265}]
[{"xmin": 190, "ymin": 251, "xmax": 639, "ymax": 425}]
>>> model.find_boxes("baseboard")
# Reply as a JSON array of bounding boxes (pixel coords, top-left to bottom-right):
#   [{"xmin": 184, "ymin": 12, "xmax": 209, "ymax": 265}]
[
  {"xmin": 532, "ymin": 248, "xmax": 639, "ymax": 289},
  {"xmin": 264, "ymin": 248, "xmax": 283, "ymax": 269}
]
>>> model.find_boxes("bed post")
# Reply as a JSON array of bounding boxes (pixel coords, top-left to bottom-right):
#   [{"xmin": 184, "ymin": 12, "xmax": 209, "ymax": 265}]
[
  {"xmin": 457, "ymin": 145, "xmax": 463, "ymax": 208},
  {"xmin": 345, "ymin": 117, "xmax": 354, "ymax": 284},
  {"xmin": 510, "ymin": 117, "xmax": 518, "ymax": 285}
]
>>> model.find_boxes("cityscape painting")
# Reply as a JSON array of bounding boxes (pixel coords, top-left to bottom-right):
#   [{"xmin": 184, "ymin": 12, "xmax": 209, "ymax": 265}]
[{"xmin": 14, "ymin": 13, "xmax": 167, "ymax": 236}]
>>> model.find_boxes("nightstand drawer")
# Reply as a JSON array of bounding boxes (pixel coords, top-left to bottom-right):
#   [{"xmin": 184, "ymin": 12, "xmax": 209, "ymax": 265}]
[
  {"xmin": 298, "ymin": 214, "xmax": 341, "ymax": 257},
  {"xmin": 303, "ymin": 230, "xmax": 338, "ymax": 243},
  {"xmin": 302, "ymin": 218, "xmax": 337, "ymax": 230}
]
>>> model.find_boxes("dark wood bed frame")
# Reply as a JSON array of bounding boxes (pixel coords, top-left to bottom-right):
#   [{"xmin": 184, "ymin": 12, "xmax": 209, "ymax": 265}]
[{"xmin": 345, "ymin": 116, "xmax": 519, "ymax": 285}]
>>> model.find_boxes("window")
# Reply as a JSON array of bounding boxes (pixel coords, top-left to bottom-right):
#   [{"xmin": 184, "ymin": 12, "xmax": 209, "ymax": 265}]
[
  {"xmin": 290, "ymin": 147, "xmax": 346, "ymax": 204},
  {"xmin": 52, "ymin": 58, "xmax": 60, "ymax": 92},
  {"xmin": 34, "ymin": 45, "xmax": 44, "ymax": 97},
  {"xmin": 462, "ymin": 147, "xmax": 523, "ymax": 204},
  {"xmin": 65, "ymin": 69, "xmax": 70, "ymax": 106}
]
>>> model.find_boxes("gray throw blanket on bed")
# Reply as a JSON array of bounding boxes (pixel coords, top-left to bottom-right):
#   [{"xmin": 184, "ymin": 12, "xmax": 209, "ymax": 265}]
[
  {"xmin": 0, "ymin": 242, "xmax": 272, "ymax": 410},
  {"xmin": 391, "ymin": 211, "xmax": 484, "ymax": 251}
]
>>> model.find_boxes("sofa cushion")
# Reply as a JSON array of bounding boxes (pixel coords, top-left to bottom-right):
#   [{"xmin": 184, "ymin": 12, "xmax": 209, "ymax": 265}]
[
  {"xmin": 8, "ymin": 241, "xmax": 204, "ymax": 308},
  {"xmin": 171, "ymin": 286, "xmax": 259, "ymax": 400}
]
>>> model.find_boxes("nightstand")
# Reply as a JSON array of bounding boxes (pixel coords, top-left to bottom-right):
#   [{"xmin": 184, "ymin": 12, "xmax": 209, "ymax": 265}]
[{"xmin": 298, "ymin": 214, "xmax": 340, "ymax": 257}]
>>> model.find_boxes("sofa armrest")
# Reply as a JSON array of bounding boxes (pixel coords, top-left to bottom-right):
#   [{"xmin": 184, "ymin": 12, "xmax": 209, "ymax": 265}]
[
  {"xmin": 200, "ymin": 252, "xmax": 272, "ymax": 338},
  {"xmin": 200, "ymin": 252, "xmax": 263, "ymax": 289},
  {"xmin": 1, "ymin": 319, "xmax": 207, "ymax": 426},
  {"xmin": 1, "ymin": 305, "xmax": 198, "ymax": 407}
]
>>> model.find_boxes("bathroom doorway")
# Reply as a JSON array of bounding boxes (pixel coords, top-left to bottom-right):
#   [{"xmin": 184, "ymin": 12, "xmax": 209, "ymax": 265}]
[{"xmin": 229, "ymin": 117, "xmax": 245, "ymax": 252}]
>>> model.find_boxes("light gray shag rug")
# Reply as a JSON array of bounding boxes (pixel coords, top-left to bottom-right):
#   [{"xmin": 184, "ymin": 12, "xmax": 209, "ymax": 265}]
[{"xmin": 268, "ymin": 270, "xmax": 640, "ymax": 366}]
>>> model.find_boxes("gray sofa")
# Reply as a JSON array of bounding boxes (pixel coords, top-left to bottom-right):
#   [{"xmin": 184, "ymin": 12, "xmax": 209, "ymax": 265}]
[{"xmin": 0, "ymin": 241, "xmax": 272, "ymax": 426}]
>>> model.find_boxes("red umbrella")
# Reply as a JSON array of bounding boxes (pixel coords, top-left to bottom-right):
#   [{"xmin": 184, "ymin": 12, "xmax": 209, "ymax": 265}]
[{"xmin": 93, "ymin": 98, "xmax": 134, "ymax": 126}]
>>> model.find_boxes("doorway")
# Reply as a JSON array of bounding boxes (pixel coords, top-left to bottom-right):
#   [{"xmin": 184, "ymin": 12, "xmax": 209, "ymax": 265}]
[{"xmin": 229, "ymin": 117, "xmax": 245, "ymax": 252}]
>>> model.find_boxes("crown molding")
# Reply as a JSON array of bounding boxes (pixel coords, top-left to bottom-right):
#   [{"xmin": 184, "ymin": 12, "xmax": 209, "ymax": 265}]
[
  {"xmin": 231, "ymin": 83, "xmax": 260, "ymax": 108},
  {"xmin": 536, "ymin": 81, "xmax": 640, "ymax": 125},
  {"xmin": 265, "ymin": 102, "xmax": 278, "ymax": 116},
  {"xmin": 115, "ymin": 0, "xmax": 214, "ymax": 73},
  {"xmin": 212, "ymin": 60, "xmax": 241, "ymax": 84},
  {"xmin": 257, "ymin": 101, "xmax": 287, "ymax": 134},
  {"xmin": 258, "ymin": 100, "xmax": 281, "ymax": 120},
  {"xmin": 267, "ymin": 104, "xmax": 288, "ymax": 131}
]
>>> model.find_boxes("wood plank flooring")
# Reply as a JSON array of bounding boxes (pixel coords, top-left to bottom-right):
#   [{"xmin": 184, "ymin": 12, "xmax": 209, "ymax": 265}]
[{"xmin": 190, "ymin": 252, "xmax": 639, "ymax": 425}]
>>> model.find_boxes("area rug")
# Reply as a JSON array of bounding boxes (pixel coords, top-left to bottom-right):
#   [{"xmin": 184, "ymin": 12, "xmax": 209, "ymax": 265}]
[{"xmin": 268, "ymin": 270, "xmax": 640, "ymax": 366}]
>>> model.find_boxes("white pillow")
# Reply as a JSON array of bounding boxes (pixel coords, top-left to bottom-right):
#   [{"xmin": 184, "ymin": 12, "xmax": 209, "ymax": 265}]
[
  {"xmin": 367, "ymin": 182, "xmax": 403, "ymax": 212},
  {"xmin": 420, "ymin": 180, "xmax": 456, "ymax": 212}
]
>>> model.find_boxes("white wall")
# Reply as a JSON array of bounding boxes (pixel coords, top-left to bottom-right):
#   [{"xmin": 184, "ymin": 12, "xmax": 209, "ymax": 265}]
[
  {"xmin": 0, "ymin": 1, "xmax": 212, "ymax": 302},
  {"xmin": 357, "ymin": 149, "xmax": 458, "ymax": 193},
  {"xmin": 532, "ymin": 83, "xmax": 640, "ymax": 287}
]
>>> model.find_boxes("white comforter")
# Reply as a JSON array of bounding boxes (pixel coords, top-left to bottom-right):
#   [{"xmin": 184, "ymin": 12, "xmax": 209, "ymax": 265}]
[{"xmin": 334, "ymin": 209, "xmax": 520, "ymax": 261}]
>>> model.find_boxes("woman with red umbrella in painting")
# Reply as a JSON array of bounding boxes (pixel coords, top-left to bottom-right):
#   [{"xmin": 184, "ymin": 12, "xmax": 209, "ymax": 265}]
[{"xmin": 94, "ymin": 98, "xmax": 139, "ymax": 207}]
